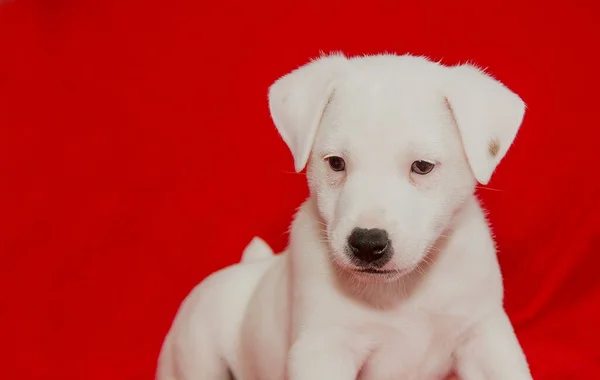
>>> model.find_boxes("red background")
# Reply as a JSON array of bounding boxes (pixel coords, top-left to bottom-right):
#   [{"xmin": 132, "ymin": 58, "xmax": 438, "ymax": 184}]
[{"xmin": 1, "ymin": 0, "xmax": 599, "ymax": 378}]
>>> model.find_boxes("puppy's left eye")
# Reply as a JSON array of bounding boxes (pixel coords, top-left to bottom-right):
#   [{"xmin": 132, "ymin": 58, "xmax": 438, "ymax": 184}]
[
  {"xmin": 326, "ymin": 156, "xmax": 346, "ymax": 172},
  {"xmin": 411, "ymin": 160, "xmax": 435, "ymax": 175}
]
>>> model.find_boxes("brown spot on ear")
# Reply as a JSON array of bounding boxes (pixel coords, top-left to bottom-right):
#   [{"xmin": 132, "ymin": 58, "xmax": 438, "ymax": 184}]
[{"xmin": 488, "ymin": 138, "xmax": 500, "ymax": 157}]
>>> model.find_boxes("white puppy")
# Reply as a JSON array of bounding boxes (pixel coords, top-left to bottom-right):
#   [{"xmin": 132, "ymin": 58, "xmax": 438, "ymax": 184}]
[{"xmin": 156, "ymin": 53, "xmax": 532, "ymax": 380}]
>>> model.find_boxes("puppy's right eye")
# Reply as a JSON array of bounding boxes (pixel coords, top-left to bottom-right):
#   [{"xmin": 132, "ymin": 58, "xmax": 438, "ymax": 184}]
[
  {"xmin": 325, "ymin": 156, "xmax": 346, "ymax": 172},
  {"xmin": 411, "ymin": 160, "xmax": 435, "ymax": 175}
]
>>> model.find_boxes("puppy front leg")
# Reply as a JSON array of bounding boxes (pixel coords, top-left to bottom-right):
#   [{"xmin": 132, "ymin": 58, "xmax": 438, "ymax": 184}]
[
  {"xmin": 455, "ymin": 310, "xmax": 532, "ymax": 380},
  {"xmin": 287, "ymin": 328, "xmax": 368, "ymax": 380}
]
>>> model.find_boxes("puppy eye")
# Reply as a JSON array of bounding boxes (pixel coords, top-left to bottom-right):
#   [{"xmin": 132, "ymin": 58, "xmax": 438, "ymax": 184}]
[
  {"xmin": 411, "ymin": 160, "xmax": 435, "ymax": 175},
  {"xmin": 325, "ymin": 156, "xmax": 346, "ymax": 172}
]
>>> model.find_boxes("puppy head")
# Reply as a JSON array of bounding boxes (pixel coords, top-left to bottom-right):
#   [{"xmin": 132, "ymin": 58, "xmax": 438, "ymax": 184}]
[{"xmin": 269, "ymin": 53, "xmax": 525, "ymax": 282}]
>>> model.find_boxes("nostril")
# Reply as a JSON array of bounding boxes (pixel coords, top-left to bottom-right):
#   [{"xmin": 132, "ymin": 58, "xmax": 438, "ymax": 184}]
[
  {"xmin": 348, "ymin": 239, "xmax": 361, "ymax": 252},
  {"xmin": 372, "ymin": 241, "xmax": 389, "ymax": 255}
]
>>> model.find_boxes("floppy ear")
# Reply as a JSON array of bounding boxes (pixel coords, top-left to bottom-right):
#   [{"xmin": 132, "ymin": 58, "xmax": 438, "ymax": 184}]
[
  {"xmin": 268, "ymin": 54, "xmax": 348, "ymax": 172},
  {"xmin": 445, "ymin": 64, "xmax": 526, "ymax": 185}
]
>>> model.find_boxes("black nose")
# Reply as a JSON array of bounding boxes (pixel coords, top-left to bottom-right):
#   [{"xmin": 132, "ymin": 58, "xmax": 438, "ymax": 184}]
[{"xmin": 347, "ymin": 228, "xmax": 391, "ymax": 265}]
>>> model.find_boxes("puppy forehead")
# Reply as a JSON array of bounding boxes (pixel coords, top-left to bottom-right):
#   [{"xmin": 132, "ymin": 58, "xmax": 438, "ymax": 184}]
[
  {"xmin": 319, "ymin": 76, "xmax": 453, "ymax": 155},
  {"xmin": 337, "ymin": 80, "xmax": 445, "ymax": 124}
]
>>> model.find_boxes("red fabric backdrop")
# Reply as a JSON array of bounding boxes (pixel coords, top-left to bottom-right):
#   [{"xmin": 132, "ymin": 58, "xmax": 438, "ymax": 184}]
[{"xmin": 1, "ymin": 0, "xmax": 599, "ymax": 378}]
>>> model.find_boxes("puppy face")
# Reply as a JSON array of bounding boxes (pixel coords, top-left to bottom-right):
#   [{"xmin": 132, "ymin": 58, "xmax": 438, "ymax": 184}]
[
  {"xmin": 306, "ymin": 78, "xmax": 474, "ymax": 280},
  {"xmin": 269, "ymin": 54, "xmax": 525, "ymax": 282}
]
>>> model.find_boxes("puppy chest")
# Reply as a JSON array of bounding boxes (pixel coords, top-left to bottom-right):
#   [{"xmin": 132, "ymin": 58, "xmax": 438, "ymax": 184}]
[{"xmin": 357, "ymin": 318, "xmax": 462, "ymax": 380}]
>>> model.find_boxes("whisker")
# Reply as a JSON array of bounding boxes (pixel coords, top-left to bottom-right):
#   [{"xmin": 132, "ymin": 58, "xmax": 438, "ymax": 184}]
[
  {"xmin": 476, "ymin": 185, "xmax": 504, "ymax": 192},
  {"xmin": 280, "ymin": 171, "xmax": 306, "ymax": 176}
]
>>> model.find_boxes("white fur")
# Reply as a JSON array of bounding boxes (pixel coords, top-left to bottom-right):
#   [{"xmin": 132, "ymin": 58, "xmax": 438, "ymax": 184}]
[
  {"xmin": 156, "ymin": 53, "xmax": 531, "ymax": 380},
  {"xmin": 241, "ymin": 237, "xmax": 274, "ymax": 263}
]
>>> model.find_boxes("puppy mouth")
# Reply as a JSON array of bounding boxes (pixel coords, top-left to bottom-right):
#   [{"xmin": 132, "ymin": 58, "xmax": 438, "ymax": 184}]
[
  {"xmin": 354, "ymin": 268, "xmax": 397, "ymax": 274},
  {"xmin": 349, "ymin": 267, "xmax": 409, "ymax": 283},
  {"xmin": 352, "ymin": 267, "xmax": 411, "ymax": 280}
]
